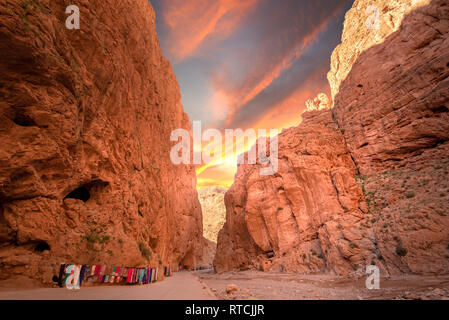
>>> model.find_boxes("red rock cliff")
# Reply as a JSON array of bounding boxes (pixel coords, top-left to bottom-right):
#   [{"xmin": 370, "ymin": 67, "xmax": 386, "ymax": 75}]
[
  {"xmin": 0, "ymin": 0, "xmax": 203, "ymax": 285},
  {"xmin": 215, "ymin": 0, "xmax": 449, "ymax": 276}
]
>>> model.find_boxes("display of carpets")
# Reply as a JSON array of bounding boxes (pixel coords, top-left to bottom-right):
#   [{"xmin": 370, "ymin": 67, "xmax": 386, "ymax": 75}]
[{"xmin": 55, "ymin": 264, "xmax": 173, "ymax": 289}]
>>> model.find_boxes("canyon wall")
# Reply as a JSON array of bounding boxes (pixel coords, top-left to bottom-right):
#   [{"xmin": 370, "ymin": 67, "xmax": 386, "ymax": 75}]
[
  {"xmin": 215, "ymin": 0, "xmax": 449, "ymax": 276},
  {"xmin": 0, "ymin": 0, "xmax": 203, "ymax": 285},
  {"xmin": 198, "ymin": 186, "xmax": 227, "ymax": 243},
  {"xmin": 327, "ymin": 0, "xmax": 432, "ymax": 101},
  {"xmin": 215, "ymin": 111, "xmax": 376, "ymax": 275}
]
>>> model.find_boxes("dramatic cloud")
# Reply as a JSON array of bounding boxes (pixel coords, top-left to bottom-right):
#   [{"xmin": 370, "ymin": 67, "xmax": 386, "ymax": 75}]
[
  {"xmin": 211, "ymin": 0, "xmax": 350, "ymax": 129},
  {"xmin": 156, "ymin": 0, "xmax": 259, "ymax": 62},
  {"xmin": 152, "ymin": 0, "xmax": 354, "ymax": 188}
]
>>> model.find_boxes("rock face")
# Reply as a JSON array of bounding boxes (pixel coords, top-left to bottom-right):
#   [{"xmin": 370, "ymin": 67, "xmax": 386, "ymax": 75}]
[
  {"xmin": 333, "ymin": 0, "xmax": 449, "ymax": 275},
  {"xmin": 0, "ymin": 0, "xmax": 203, "ymax": 285},
  {"xmin": 305, "ymin": 93, "xmax": 331, "ymax": 112},
  {"xmin": 198, "ymin": 238, "xmax": 216, "ymax": 268},
  {"xmin": 215, "ymin": 0, "xmax": 449, "ymax": 276},
  {"xmin": 327, "ymin": 0, "xmax": 432, "ymax": 101},
  {"xmin": 215, "ymin": 111, "xmax": 375, "ymax": 275},
  {"xmin": 198, "ymin": 187, "xmax": 227, "ymax": 243}
]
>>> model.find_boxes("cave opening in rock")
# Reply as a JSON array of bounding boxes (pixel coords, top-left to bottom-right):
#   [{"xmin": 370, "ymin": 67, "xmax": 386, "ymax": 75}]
[
  {"xmin": 12, "ymin": 114, "xmax": 37, "ymax": 127},
  {"xmin": 34, "ymin": 241, "xmax": 50, "ymax": 252},
  {"xmin": 64, "ymin": 186, "xmax": 90, "ymax": 202},
  {"xmin": 433, "ymin": 106, "xmax": 448, "ymax": 114}
]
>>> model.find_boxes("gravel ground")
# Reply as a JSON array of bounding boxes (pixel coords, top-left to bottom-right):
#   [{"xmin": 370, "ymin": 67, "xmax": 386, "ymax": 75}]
[{"xmin": 193, "ymin": 270, "xmax": 449, "ymax": 300}]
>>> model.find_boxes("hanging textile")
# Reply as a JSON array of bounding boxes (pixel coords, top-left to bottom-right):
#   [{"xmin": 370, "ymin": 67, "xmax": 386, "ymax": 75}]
[
  {"xmin": 79, "ymin": 265, "xmax": 87, "ymax": 286},
  {"xmin": 63, "ymin": 264, "xmax": 74, "ymax": 287},
  {"xmin": 142, "ymin": 269, "xmax": 147, "ymax": 284},
  {"xmin": 140, "ymin": 268, "xmax": 145, "ymax": 284},
  {"xmin": 57, "ymin": 264, "xmax": 66, "ymax": 288}
]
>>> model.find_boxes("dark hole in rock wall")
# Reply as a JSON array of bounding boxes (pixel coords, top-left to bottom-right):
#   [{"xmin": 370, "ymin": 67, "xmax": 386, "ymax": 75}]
[
  {"xmin": 64, "ymin": 186, "xmax": 90, "ymax": 202},
  {"xmin": 433, "ymin": 106, "xmax": 448, "ymax": 114},
  {"xmin": 64, "ymin": 180, "xmax": 110, "ymax": 203},
  {"xmin": 34, "ymin": 241, "xmax": 50, "ymax": 252},
  {"xmin": 11, "ymin": 113, "xmax": 37, "ymax": 127}
]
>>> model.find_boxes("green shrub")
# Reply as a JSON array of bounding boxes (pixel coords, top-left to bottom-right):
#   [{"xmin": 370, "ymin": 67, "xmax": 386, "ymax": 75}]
[
  {"xmin": 138, "ymin": 242, "xmax": 151, "ymax": 261},
  {"xmin": 349, "ymin": 242, "xmax": 358, "ymax": 249},
  {"xmin": 405, "ymin": 192, "xmax": 415, "ymax": 199},
  {"xmin": 396, "ymin": 245, "xmax": 408, "ymax": 257}
]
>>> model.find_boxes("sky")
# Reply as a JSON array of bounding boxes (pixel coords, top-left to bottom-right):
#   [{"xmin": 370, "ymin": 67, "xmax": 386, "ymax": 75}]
[{"xmin": 150, "ymin": 0, "xmax": 354, "ymax": 189}]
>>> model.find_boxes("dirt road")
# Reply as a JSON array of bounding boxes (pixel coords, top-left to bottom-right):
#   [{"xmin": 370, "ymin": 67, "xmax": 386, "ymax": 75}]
[{"xmin": 0, "ymin": 271, "xmax": 216, "ymax": 300}]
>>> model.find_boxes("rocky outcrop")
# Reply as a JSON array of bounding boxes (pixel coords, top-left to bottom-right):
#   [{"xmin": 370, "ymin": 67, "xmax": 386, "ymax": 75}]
[
  {"xmin": 215, "ymin": 111, "xmax": 376, "ymax": 275},
  {"xmin": 215, "ymin": 0, "xmax": 449, "ymax": 276},
  {"xmin": 332, "ymin": 0, "xmax": 449, "ymax": 275},
  {"xmin": 198, "ymin": 238, "xmax": 216, "ymax": 268},
  {"xmin": 305, "ymin": 93, "xmax": 331, "ymax": 112},
  {"xmin": 327, "ymin": 0, "xmax": 432, "ymax": 101},
  {"xmin": 0, "ymin": 0, "xmax": 203, "ymax": 285},
  {"xmin": 198, "ymin": 187, "xmax": 227, "ymax": 243}
]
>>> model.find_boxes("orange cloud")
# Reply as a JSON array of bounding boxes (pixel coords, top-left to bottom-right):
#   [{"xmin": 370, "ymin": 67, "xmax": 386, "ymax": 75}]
[
  {"xmin": 196, "ymin": 65, "xmax": 331, "ymax": 189},
  {"xmin": 253, "ymin": 67, "xmax": 331, "ymax": 130},
  {"xmin": 161, "ymin": 0, "xmax": 258, "ymax": 62},
  {"xmin": 211, "ymin": 1, "xmax": 347, "ymax": 127}
]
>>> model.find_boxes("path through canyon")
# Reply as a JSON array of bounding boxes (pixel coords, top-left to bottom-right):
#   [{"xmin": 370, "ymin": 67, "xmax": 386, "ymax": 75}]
[{"xmin": 0, "ymin": 272, "xmax": 215, "ymax": 300}]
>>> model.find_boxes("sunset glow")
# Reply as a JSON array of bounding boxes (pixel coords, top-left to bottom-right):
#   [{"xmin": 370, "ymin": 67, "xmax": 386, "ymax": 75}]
[{"xmin": 152, "ymin": 0, "xmax": 353, "ymax": 188}]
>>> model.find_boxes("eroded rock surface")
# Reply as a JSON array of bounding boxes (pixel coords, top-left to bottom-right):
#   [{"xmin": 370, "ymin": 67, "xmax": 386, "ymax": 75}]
[
  {"xmin": 305, "ymin": 93, "xmax": 331, "ymax": 113},
  {"xmin": 327, "ymin": 0, "xmax": 432, "ymax": 101},
  {"xmin": 198, "ymin": 187, "xmax": 227, "ymax": 243},
  {"xmin": 215, "ymin": 0, "xmax": 449, "ymax": 276},
  {"xmin": 0, "ymin": 0, "xmax": 203, "ymax": 285},
  {"xmin": 333, "ymin": 0, "xmax": 449, "ymax": 275},
  {"xmin": 215, "ymin": 111, "xmax": 376, "ymax": 275}
]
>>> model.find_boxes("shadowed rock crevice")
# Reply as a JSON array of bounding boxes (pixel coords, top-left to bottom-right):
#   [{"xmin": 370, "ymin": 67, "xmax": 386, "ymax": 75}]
[
  {"xmin": 34, "ymin": 241, "xmax": 50, "ymax": 252},
  {"xmin": 63, "ymin": 180, "xmax": 110, "ymax": 203},
  {"xmin": 64, "ymin": 186, "xmax": 90, "ymax": 202}
]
